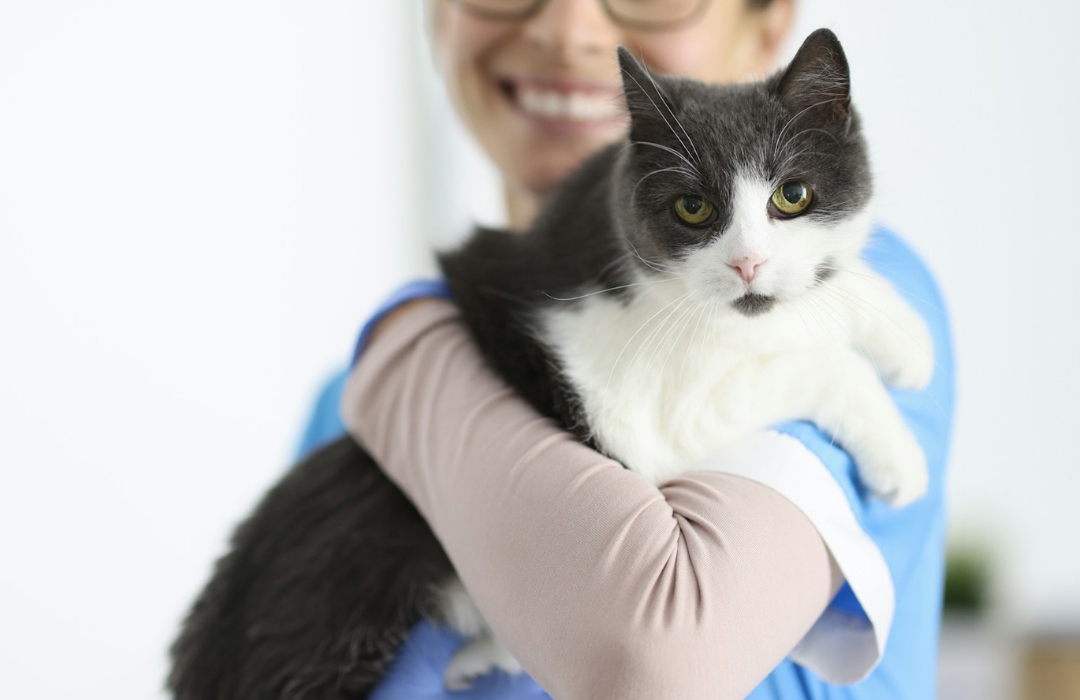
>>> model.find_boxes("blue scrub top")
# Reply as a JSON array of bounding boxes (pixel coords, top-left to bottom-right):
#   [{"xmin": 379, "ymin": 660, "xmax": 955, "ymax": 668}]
[{"xmin": 296, "ymin": 226, "xmax": 954, "ymax": 699}]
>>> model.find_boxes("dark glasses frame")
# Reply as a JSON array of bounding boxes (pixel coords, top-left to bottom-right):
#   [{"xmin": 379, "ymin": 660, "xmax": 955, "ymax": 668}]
[{"xmin": 450, "ymin": 0, "xmax": 714, "ymax": 32}]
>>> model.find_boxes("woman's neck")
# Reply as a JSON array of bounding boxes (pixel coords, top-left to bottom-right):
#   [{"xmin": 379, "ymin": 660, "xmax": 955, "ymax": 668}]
[{"xmin": 504, "ymin": 182, "xmax": 541, "ymax": 233}]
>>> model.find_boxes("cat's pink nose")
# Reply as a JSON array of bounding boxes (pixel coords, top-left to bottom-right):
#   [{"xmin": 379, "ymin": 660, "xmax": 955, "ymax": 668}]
[{"xmin": 728, "ymin": 257, "xmax": 765, "ymax": 284}]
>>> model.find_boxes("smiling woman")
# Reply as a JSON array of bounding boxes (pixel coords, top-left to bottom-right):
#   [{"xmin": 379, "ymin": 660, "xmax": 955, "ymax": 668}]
[{"xmin": 430, "ymin": 0, "xmax": 794, "ymax": 226}]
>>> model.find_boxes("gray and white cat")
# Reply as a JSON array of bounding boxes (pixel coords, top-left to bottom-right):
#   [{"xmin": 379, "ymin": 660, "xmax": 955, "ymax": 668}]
[
  {"xmin": 435, "ymin": 28, "xmax": 932, "ymax": 687},
  {"xmin": 170, "ymin": 29, "xmax": 932, "ymax": 699}
]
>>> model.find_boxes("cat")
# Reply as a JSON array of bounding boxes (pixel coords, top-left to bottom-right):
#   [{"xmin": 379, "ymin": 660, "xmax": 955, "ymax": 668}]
[{"xmin": 169, "ymin": 29, "xmax": 932, "ymax": 699}]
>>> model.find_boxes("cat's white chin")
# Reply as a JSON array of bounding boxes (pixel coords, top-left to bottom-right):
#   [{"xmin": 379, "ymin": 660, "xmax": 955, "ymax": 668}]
[{"xmin": 682, "ymin": 278, "xmax": 810, "ymax": 318}]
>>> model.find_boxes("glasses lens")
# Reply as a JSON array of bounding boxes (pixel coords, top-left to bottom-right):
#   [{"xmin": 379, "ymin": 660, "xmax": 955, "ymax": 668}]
[
  {"xmin": 455, "ymin": 0, "xmax": 543, "ymax": 20},
  {"xmin": 606, "ymin": 0, "xmax": 707, "ymax": 28}
]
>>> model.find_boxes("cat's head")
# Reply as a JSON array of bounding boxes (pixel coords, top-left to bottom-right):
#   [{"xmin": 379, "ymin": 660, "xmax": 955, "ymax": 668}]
[{"xmin": 611, "ymin": 29, "xmax": 872, "ymax": 316}]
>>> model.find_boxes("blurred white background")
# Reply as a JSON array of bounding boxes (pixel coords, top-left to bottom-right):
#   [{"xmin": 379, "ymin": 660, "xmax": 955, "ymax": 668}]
[{"xmin": 1, "ymin": 1, "xmax": 1078, "ymax": 698}]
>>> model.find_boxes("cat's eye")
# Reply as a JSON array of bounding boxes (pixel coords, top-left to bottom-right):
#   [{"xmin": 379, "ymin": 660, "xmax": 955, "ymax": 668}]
[
  {"xmin": 673, "ymin": 195, "xmax": 716, "ymax": 226},
  {"xmin": 770, "ymin": 181, "xmax": 813, "ymax": 216}
]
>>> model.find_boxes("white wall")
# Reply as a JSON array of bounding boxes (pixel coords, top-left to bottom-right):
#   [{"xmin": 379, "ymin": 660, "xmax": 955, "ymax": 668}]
[
  {"xmin": 0, "ymin": 2, "xmax": 428, "ymax": 697},
  {"xmin": 2, "ymin": 2, "xmax": 1079, "ymax": 699}
]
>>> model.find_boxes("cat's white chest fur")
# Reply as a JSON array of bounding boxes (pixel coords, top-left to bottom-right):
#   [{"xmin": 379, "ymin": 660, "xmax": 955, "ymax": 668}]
[
  {"xmin": 541, "ymin": 257, "xmax": 934, "ymax": 501},
  {"xmin": 543, "ymin": 283, "xmax": 815, "ymax": 483}
]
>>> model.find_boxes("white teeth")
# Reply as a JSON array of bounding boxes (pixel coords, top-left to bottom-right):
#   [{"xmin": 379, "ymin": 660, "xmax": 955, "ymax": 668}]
[
  {"xmin": 541, "ymin": 91, "xmax": 562, "ymax": 117},
  {"xmin": 516, "ymin": 87, "xmax": 618, "ymax": 122}
]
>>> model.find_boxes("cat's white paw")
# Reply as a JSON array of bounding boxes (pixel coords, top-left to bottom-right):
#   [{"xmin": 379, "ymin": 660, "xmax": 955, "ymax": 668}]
[
  {"xmin": 880, "ymin": 313, "xmax": 934, "ymax": 392},
  {"xmin": 443, "ymin": 635, "xmax": 523, "ymax": 691},
  {"xmin": 883, "ymin": 344, "xmax": 933, "ymax": 393},
  {"xmin": 856, "ymin": 428, "xmax": 929, "ymax": 508}
]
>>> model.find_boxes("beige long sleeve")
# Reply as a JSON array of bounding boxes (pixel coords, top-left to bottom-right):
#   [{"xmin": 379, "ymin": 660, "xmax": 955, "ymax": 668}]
[{"xmin": 343, "ymin": 300, "xmax": 844, "ymax": 700}]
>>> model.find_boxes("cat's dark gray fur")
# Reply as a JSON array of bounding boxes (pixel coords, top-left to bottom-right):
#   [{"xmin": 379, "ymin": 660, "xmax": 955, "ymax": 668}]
[{"xmin": 170, "ymin": 29, "xmax": 866, "ymax": 699}]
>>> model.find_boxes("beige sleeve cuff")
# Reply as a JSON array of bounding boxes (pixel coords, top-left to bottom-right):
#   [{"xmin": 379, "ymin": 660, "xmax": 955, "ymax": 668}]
[{"xmin": 344, "ymin": 299, "xmax": 844, "ymax": 700}]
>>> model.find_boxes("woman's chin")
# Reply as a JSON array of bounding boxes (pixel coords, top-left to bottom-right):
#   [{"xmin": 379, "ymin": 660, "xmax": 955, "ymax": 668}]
[
  {"xmin": 510, "ymin": 163, "xmax": 576, "ymax": 198},
  {"xmin": 504, "ymin": 143, "xmax": 609, "ymax": 195}
]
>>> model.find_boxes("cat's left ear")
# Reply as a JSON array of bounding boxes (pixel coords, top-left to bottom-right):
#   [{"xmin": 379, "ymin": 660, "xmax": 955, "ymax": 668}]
[
  {"xmin": 617, "ymin": 47, "xmax": 676, "ymax": 143},
  {"xmin": 773, "ymin": 29, "xmax": 852, "ymax": 133}
]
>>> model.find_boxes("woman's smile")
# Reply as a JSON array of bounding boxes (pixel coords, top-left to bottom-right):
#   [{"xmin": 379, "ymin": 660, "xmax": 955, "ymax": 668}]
[{"xmin": 496, "ymin": 73, "xmax": 627, "ymax": 134}]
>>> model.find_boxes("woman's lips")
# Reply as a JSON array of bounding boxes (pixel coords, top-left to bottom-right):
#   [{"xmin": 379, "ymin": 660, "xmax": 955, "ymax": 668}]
[{"xmin": 498, "ymin": 76, "xmax": 628, "ymax": 134}]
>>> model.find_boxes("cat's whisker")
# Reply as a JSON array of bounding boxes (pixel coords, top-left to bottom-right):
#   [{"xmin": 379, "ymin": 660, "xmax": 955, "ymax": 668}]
[
  {"xmin": 802, "ymin": 294, "xmax": 843, "ymax": 364},
  {"xmin": 812, "ymin": 289, "xmax": 949, "ymax": 440},
  {"xmin": 680, "ymin": 300, "xmax": 708, "ymax": 386},
  {"xmin": 621, "ymin": 301, "xmax": 691, "ymax": 403},
  {"xmin": 774, "ymin": 92, "xmax": 847, "ymax": 155},
  {"xmin": 811, "ymin": 287, "xmax": 953, "ymax": 425},
  {"xmin": 779, "ymin": 127, "xmax": 842, "ymax": 158},
  {"xmin": 628, "ymin": 140, "xmax": 702, "ymax": 178},
  {"xmin": 611, "ymin": 250, "xmax": 680, "ymax": 286},
  {"xmin": 632, "ymin": 166, "xmax": 698, "ymax": 205},
  {"xmin": 801, "ymin": 293, "xmax": 851, "ymax": 386},
  {"xmin": 818, "ymin": 265, "xmax": 949, "ymax": 317},
  {"xmin": 801, "ymin": 295, "xmax": 849, "ymax": 452},
  {"xmin": 610, "ymin": 249, "xmax": 682, "ymax": 289},
  {"xmin": 772, "ymin": 149, "xmax": 831, "ymax": 177},
  {"xmin": 657, "ymin": 297, "xmax": 703, "ymax": 384},
  {"xmin": 806, "ymin": 292, "xmax": 850, "ymax": 345},
  {"xmin": 650, "ymin": 302, "xmax": 697, "ymax": 382},
  {"xmin": 816, "ymin": 285, "xmax": 952, "ymax": 390},
  {"xmin": 700, "ymin": 300, "xmax": 713, "ymax": 371},
  {"xmin": 816, "ymin": 283, "xmax": 897, "ymax": 329},
  {"xmin": 476, "ymin": 285, "xmax": 538, "ymax": 305},
  {"xmin": 592, "ymin": 253, "xmax": 631, "ymax": 282},
  {"xmin": 637, "ymin": 293, "xmax": 695, "ymax": 379},
  {"xmin": 773, "ymin": 120, "xmax": 844, "ymax": 174},
  {"xmin": 640, "ymin": 61, "xmax": 701, "ymax": 164},
  {"xmin": 542, "ymin": 277, "xmax": 677, "ymax": 302},
  {"xmin": 622, "ymin": 69, "xmax": 698, "ymax": 169},
  {"xmin": 811, "ymin": 292, "xmax": 894, "ymax": 393},
  {"xmin": 604, "ymin": 291, "xmax": 690, "ymax": 397},
  {"xmin": 792, "ymin": 302, "xmax": 820, "ymax": 347},
  {"xmin": 624, "ymin": 238, "xmax": 680, "ymax": 273},
  {"xmin": 815, "ymin": 282, "xmax": 917, "ymax": 352},
  {"xmin": 633, "ymin": 291, "xmax": 695, "ymax": 377}
]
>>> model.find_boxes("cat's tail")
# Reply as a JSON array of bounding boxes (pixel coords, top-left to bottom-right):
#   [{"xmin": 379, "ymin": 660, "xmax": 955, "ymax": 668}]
[{"xmin": 168, "ymin": 435, "xmax": 453, "ymax": 699}]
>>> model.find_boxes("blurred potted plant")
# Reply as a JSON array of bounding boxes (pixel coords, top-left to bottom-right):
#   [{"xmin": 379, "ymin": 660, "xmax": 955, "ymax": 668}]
[
  {"xmin": 943, "ymin": 543, "xmax": 991, "ymax": 616},
  {"xmin": 937, "ymin": 539, "xmax": 1007, "ymax": 699}
]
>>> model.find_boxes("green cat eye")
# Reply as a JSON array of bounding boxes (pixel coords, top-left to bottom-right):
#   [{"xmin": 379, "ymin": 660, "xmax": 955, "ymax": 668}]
[
  {"xmin": 770, "ymin": 181, "xmax": 813, "ymax": 216},
  {"xmin": 673, "ymin": 195, "xmax": 715, "ymax": 226},
  {"xmin": 768, "ymin": 180, "xmax": 812, "ymax": 216}
]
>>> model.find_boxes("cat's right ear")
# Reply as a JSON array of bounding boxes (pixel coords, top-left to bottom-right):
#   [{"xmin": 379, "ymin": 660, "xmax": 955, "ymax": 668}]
[
  {"xmin": 617, "ymin": 46, "xmax": 672, "ymax": 143},
  {"xmin": 773, "ymin": 29, "xmax": 852, "ymax": 134}
]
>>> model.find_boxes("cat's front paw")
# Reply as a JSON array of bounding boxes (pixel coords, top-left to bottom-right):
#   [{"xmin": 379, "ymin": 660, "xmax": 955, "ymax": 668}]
[
  {"xmin": 856, "ymin": 429, "xmax": 929, "ymax": 508},
  {"xmin": 879, "ymin": 312, "xmax": 934, "ymax": 392},
  {"xmin": 884, "ymin": 343, "xmax": 934, "ymax": 394},
  {"xmin": 443, "ymin": 635, "xmax": 523, "ymax": 691}
]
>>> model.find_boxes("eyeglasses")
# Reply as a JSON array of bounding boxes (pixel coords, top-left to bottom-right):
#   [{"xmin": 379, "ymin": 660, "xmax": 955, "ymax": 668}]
[{"xmin": 451, "ymin": 0, "xmax": 713, "ymax": 32}]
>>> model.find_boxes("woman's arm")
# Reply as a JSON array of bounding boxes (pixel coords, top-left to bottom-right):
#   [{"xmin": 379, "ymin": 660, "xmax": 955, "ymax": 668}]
[{"xmin": 344, "ymin": 300, "xmax": 843, "ymax": 700}]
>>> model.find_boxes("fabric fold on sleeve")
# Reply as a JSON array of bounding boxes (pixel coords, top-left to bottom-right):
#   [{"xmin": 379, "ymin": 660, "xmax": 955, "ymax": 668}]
[
  {"xmin": 691, "ymin": 430, "xmax": 895, "ymax": 684},
  {"xmin": 343, "ymin": 299, "xmax": 848, "ymax": 700}
]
